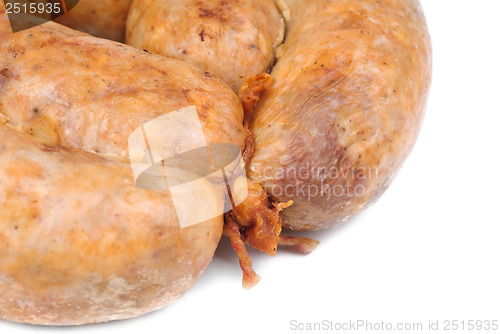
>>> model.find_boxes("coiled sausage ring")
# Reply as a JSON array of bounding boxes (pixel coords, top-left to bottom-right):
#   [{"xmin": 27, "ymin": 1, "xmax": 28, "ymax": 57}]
[{"xmin": 0, "ymin": 0, "xmax": 431, "ymax": 325}]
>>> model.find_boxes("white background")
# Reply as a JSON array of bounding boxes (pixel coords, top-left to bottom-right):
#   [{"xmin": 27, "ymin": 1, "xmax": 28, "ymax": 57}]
[{"xmin": 1, "ymin": 0, "xmax": 499, "ymax": 333}]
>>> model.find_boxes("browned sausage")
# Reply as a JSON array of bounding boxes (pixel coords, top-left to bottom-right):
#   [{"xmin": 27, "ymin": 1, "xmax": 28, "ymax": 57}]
[
  {"xmin": 126, "ymin": 0, "xmax": 284, "ymax": 91},
  {"xmin": 0, "ymin": 13, "xmax": 246, "ymax": 325},
  {"xmin": 247, "ymin": 0, "xmax": 432, "ymax": 230}
]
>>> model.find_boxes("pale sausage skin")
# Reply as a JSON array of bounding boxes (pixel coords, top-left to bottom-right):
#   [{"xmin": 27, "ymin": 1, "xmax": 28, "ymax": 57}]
[
  {"xmin": 126, "ymin": 0, "xmax": 285, "ymax": 91},
  {"xmin": 55, "ymin": 0, "xmax": 132, "ymax": 42},
  {"xmin": 0, "ymin": 127, "xmax": 222, "ymax": 325},
  {"xmin": 0, "ymin": 15, "xmax": 246, "ymax": 325},
  {"xmin": 248, "ymin": 0, "xmax": 432, "ymax": 230}
]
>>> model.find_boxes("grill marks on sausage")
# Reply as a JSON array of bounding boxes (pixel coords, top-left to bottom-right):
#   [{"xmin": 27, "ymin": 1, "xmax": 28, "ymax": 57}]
[
  {"xmin": 196, "ymin": 0, "xmax": 233, "ymax": 42},
  {"xmin": 197, "ymin": 1, "xmax": 229, "ymax": 23},
  {"xmin": 0, "ymin": 68, "xmax": 19, "ymax": 91},
  {"xmin": 0, "ymin": 68, "xmax": 11, "ymax": 87}
]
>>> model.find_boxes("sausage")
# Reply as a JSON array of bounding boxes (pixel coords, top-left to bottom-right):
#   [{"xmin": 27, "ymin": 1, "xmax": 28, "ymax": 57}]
[
  {"xmin": 126, "ymin": 0, "xmax": 431, "ymax": 283},
  {"xmin": 125, "ymin": 0, "xmax": 313, "ymax": 286},
  {"xmin": 247, "ymin": 0, "xmax": 432, "ymax": 230},
  {"xmin": 0, "ymin": 127, "xmax": 223, "ymax": 325},
  {"xmin": 126, "ymin": 0, "xmax": 284, "ymax": 91},
  {"xmin": 0, "ymin": 0, "xmax": 432, "ymax": 323},
  {"xmin": 0, "ymin": 17, "xmax": 245, "ymax": 157},
  {"xmin": 0, "ymin": 13, "xmax": 246, "ymax": 325},
  {"xmin": 54, "ymin": 0, "xmax": 132, "ymax": 42}
]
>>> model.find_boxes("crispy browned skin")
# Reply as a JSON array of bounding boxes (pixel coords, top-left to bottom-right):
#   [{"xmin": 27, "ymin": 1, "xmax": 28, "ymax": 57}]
[
  {"xmin": 248, "ymin": 0, "xmax": 432, "ymax": 230},
  {"xmin": 0, "ymin": 14, "xmax": 246, "ymax": 325},
  {"xmin": 54, "ymin": 0, "xmax": 132, "ymax": 42},
  {"xmin": 126, "ymin": 0, "xmax": 284, "ymax": 91}
]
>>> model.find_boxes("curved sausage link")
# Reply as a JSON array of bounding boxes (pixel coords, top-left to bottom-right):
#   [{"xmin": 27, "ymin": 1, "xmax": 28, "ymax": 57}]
[
  {"xmin": 0, "ymin": 14, "xmax": 244, "ymax": 325},
  {"xmin": 248, "ymin": 0, "xmax": 432, "ymax": 230}
]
